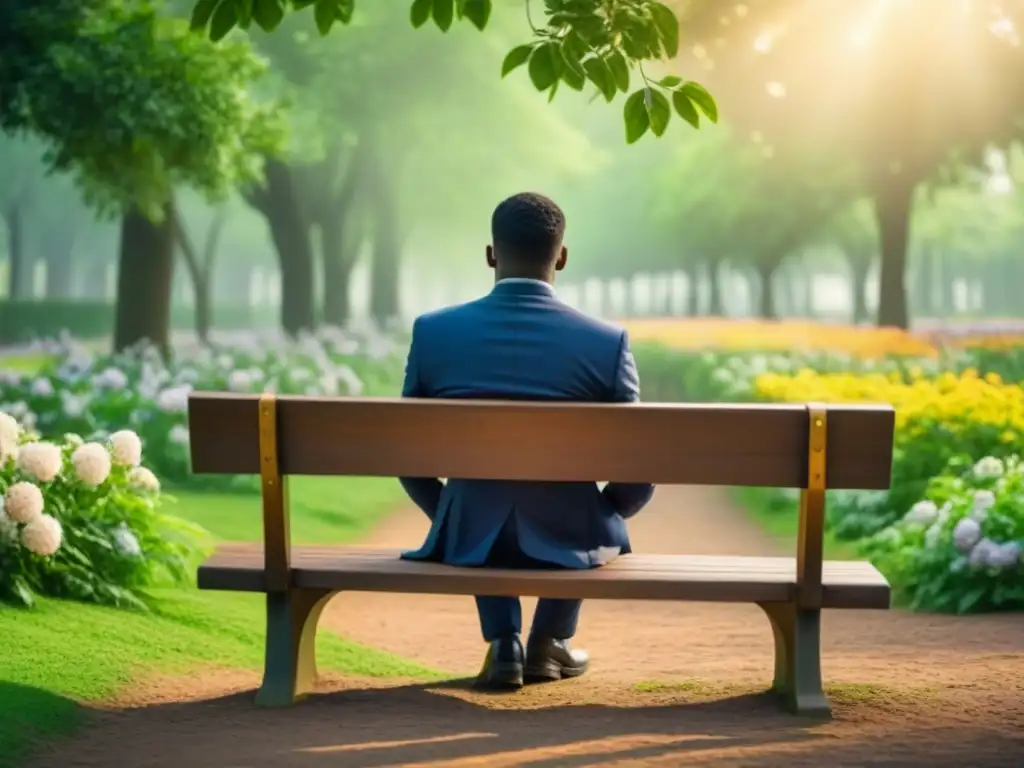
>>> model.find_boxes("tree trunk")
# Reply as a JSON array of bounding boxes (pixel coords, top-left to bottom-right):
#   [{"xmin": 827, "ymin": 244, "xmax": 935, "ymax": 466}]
[
  {"xmin": 913, "ymin": 246, "xmax": 934, "ymax": 319},
  {"xmin": 872, "ymin": 175, "xmax": 916, "ymax": 329},
  {"xmin": 113, "ymin": 204, "xmax": 175, "ymax": 356},
  {"xmin": 246, "ymin": 158, "xmax": 315, "ymax": 336},
  {"xmin": 321, "ymin": 213, "xmax": 357, "ymax": 327},
  {"xmin": 756, "ymin": 262, "xmax": 778, "ymax": 320},
  {"xmin": 705, "ymin": 261, "xmax": 724, "ymax": 316},
  {"xmin": 367, "ymin": 147, "xmax": 401, "ymax": 326},
  {"xmin": 41, "ymin": 220, "xmax": 79, "ymax": 300},
  {"xmin": 5, "ymin": 201, "xmax": 30, "ymax": 299},
  {"xmin": 848, "ymin": 254, "xmax": 871, "ymax": 324}
]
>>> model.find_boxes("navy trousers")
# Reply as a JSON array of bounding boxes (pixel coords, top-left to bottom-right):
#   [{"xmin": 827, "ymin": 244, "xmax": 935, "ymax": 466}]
[{"xmin": 474, "ymin": 519, "xmax": 582, "ymax": 642}]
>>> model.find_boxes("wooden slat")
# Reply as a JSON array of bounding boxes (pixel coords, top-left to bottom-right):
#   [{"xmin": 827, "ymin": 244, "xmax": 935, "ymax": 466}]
[
  {"xmin": 188, "ymin": 394, "xmax": 895, "ymax": 490},
  {"xmin": 197, "ymin": 544, "xmax": 891, "ymax": 610}
]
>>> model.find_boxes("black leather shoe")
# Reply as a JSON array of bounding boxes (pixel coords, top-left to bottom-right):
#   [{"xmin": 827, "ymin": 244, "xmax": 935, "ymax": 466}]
[
  {"xmin": 524, "ymin": 636, "xmax": 590, "ymax": 682},
  {"xmin": 474, "ymin": 635, "xmax": 524, "ymax": 690}
]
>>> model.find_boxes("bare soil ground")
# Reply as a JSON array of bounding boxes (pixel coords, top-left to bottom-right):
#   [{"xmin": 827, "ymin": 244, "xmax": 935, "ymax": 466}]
[{"xmin": 29, "ymin": 486, "xmax": 1024, "ymax": 767}]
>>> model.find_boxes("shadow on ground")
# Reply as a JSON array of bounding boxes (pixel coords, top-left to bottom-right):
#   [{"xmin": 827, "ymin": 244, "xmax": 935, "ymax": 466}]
[{"xmin": 28, "ymin": 676, "xmax": 1024, "ymax": 768}]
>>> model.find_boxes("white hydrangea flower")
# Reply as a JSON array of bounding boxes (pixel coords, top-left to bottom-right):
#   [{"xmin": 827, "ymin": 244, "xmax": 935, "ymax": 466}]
[
  {"xmin": 30, "ymin": 378, "xmax": 55, "ymax": 397},
  {"xmin": 17, "ymin": 441, "xmax": 63, "ymax": 483},
  {"xmin": 109, "ymin": 430, "xmax": 143, "ymax": 467},
  {"xmin": 989, "ymin": 541, "xmax": 1022, "ymax": 570},
  {"xmin": 63, "ymin": 433, "xmax": 84, "ymax": 447},
  {"xmin": 4, "ymin": 481, "xmax": 44, "ymax": 524},
  {"xmin": 924, "ymin": 523, "xmax": 944, "ymax": 550},
  {"xmin": 93, "ymin": 367, "xmax": 129, "ymax": 391},
  {"xmin": 953, "ymin": 517, "xmax": 982, "ymax": 553},
  {"xmin": 111, "ymin": 522, "xmax": 142, "ymax": 557},
  {"xmin": 971, "ymin": 490, "xmax": 996, "ymax": 520},
  {"xmin": 903, "ymin": 500, "xmax": 938, "ymax": 526},
  {"xmin": 335, "ymin": 365, "xmax": 364, "ymax": 396},
  {"xmin": 0, "ymin": 411, "xmax": 20, "ymax": 465},
  {"xmin": 227, "ymin": 370, "xmax": 253, "ymax": 392},
  {"xmin": 968, "ymin": 537, "xmax": 1000, "ymax": 569},
  {"xmin": 60, "ymin": 391, "xmax": 88, "ymax": 418},
  {"xmin": 168, "ymin": 424, "xmax": 190, "ymax": 446},
  {"xmin": 973, "ymin": 456, "xmax": 1004, "ymax": 479},
  {"xmin": 156, "ymin": 385, "xmax": 192, "ymax": 413},
  {"xmin": 72, "ymin": 442, "xmax": 112, "ymax": 487},
  {"xmin": 21, "ymin": 513, "xmax": 62, "ymax": 556},
  {"xmin": 128, "ymin": 466, "xmax": 160, "ymax": 493}
]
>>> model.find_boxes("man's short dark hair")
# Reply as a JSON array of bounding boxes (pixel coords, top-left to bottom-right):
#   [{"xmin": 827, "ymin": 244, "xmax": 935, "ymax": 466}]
[{"xmin": 491, "ymin": 192, "xmax": 566, "ymax": 264}]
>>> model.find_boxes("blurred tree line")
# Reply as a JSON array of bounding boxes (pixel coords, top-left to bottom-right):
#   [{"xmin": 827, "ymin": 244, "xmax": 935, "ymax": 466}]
[{"xmin": 2, "ymin": 0, "xmax": 1024, "ymax": 349}]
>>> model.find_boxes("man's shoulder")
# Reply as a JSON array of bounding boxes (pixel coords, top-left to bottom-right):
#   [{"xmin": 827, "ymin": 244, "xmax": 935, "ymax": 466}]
[
  {"xmin": 411, "ymin": 298, "xmax": 486, "ymax": 333},
  {"xmin": 555, "ymin": 303, "xmax": 628, "ymax": 344}
]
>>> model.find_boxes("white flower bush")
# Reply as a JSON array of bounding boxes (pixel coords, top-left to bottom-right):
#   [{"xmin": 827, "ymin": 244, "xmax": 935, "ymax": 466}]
[
  {"xmin": 0, "ymin": 416, "xmax": 210, "ymax": 609},
  {"xmin": 865, "ymin": 454, "xmax": 1024, "ymax": 613},
  {"xmin": 0, "ymin": 327, "xmax": 403, "ymax": 492}
]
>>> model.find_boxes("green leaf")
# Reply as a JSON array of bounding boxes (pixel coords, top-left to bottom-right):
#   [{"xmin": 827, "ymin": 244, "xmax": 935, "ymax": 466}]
[
  {"xmin": 459, "ymin": 0, "xmax": 491, "ymax": 31},
  {"xmin": 190, "ymin": 0, "xmax": 220, "ymax": 31},
  {"xmin": 623, "ymin": 88, "xmax": 650, "ymax": 144},
  {"xmin": 649, "ymin": 2, "xmax": 680, "ymax": 58},
  {"xmin": 251, "ymin": 0, "xmax": 285, "ymax": 30},
  {"xmin": 606, "ymin": 50, "xmax": 630, "ymax": 92},
  {"xmin": 528, "ymin": 42, "xmax": 562, "ymax": 92},
  {"xmin": 501, "ymin": 44, "xmax": 533, "ymax": 77},
  {"xmin": 433, "ymin": 0, "xmax": 455, "ymax": 31},
  {"xmin": 646, "ymin": 88, "xmax": 671, "ymax": 137},
  {"xmin": 314, "ymin": 0, "xmax": 337, "ymax": 34},
  {"xmin": 547, "ymin": 80, "xmax": 560, "ymax": 103},
  {"xmin": 672, "ymin": 89, "xmax": 700, "ymax": 128},
  {"xmin": 682, "ymin": 81, "xmax": 719, "ymax": 123},
  {"xmin": 560, "ymin": 56, "xmax": 586, "ymax": 90},
  {"xmin": 410, "ymin": 0, "xmax": 432, "ymax": 28},
  {"xmin": 583, "ymin": 57, "xmax": 616, "ymax": 102},
  {"xmin": 209, "ymin": 0, "xmax": 238, "ymax": 41},
  {"xmin": 234, "ymin": 0, "xmax": 253, "ymax": 28},
  {"xmin": 336, "ymin": 0, "xmax": 355, "ymax": 23},
  {"xmin": 658, "ymin": 75, "xmax": 682, "ymax": 88}
]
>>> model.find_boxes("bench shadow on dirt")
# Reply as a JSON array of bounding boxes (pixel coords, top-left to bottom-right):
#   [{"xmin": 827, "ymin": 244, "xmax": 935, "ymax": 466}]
[{"xmin": 32, "ymin": 677, "xmax": 1022, "ymax": 768}]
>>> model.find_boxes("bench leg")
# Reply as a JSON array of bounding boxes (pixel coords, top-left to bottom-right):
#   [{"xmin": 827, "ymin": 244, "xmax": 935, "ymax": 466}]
[
  {"xmin": 757, "ymin": 602, "xmax": 830, "ymax": 719},
  {"xmin": 256, "ymin": 588, "xmax": 333, "ymax": 708}
]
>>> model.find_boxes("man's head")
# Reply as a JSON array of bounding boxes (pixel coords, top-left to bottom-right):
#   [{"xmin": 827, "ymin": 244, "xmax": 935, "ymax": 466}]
[{"xmin": 486, "ymin": 192, "xmax": 568, "ymax": 282}]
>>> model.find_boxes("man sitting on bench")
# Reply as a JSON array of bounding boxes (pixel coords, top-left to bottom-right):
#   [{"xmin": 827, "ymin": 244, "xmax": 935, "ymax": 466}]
[{"xmin": 398, "ymin": 192, "xmax": 655, "ymax": 690}]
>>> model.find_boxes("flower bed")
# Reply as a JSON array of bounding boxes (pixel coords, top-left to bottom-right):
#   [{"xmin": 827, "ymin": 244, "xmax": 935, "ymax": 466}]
[
  {"xmin": 755, "ymin": 368, "xmax": 1024, "ymax": 540},
  {"xmin": 863, "ymin": 456, "xmax": 1024, "ymax": 613},
  {"xmin": 0, "ymin": 412, "xmax": 209, "ymax": 609},
  {"xmin": 0, "ymin": 327, "xmax": 406, "ymax": 491}
]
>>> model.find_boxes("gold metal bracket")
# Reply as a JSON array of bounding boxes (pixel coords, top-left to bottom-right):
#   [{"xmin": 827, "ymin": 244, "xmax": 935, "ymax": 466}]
[
  {"xmin": 796, "ymin": 402, "xmax": 828, "ymax": 609},
  {"xmin": 259, "ymin": 393, "xmax": 291, "ymax": 592}
]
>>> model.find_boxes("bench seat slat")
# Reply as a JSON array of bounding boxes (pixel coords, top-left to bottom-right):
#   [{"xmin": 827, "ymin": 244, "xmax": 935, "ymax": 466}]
[{"xmin": 198, "ymin": 544, "xmax": 890, "ymax": 610}]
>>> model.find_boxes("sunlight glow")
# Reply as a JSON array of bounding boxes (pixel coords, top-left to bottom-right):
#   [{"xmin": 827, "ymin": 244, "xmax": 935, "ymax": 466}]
[
  {"xmin": 766, "ymin": 81, "xmax": 787, "ymax": 98},
  {"xmin": 753, "ymin": 32, "xmax": 774, "ymax": 53}
]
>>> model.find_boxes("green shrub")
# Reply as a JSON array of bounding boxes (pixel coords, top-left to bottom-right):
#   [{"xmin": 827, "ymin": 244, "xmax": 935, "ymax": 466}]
[{"xmin": 0, "ymin": 418, "xmax": 210, "ymax": 610}]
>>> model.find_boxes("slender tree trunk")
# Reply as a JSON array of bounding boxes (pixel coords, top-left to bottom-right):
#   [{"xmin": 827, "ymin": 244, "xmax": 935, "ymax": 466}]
[
  {"xmin": 321, "ymin": 213, "xmax": 357, "ymax": 327},
  {"xmin": 171, "ymin": 207, "xmax": 225, "ymax": 344},
  {"xmin": 41, "ymin": 219, "xmax": 79, "ymax": 299},
  {"xmin": 368, "ymin": 164, "xmax": 401, "ymax": 326},
  {"xmin": 113, "ymin": 203, "xmax": 175, "ymax": 355},
  {"xmin": 756, "ymin": 262, "xmax": 778, "ymax": 320},
  {"xmin": 872, "ymin": 175, "xmax": 916, "ymax": 329},
  {"xmin": 936, "ymin": 249, "xmax": 955, "ymax": 317},
  {"xmin": 245, "ymin": 158, "xmax": 315, "ymax": 336},
  {"xmin": 6, "ymin": 201, "xmax": 30, "ymax": 299},
  {"xmin": 706, "ymin": 260, "xmax": 724, "ymax": 316}
]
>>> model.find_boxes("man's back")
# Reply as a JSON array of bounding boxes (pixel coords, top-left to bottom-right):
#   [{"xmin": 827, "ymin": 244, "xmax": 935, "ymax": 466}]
[{"xmin": 400, "ymin": 279, "xmax": 653, "ymax": 569}]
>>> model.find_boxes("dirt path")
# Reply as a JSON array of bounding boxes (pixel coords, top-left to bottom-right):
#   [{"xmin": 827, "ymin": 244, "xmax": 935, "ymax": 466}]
[{"xmin": 30, "ymin": 486, "xmax": 1024, "ymax": 767}]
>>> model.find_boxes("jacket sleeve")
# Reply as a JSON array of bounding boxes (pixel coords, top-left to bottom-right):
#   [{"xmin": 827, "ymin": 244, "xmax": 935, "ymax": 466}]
[
  {"xmin": 601, "ymin": 330, "xmax": 656, "ymax": 518},
  {"xmin": 398, "ymin": 318, "xmax": 444, "ymax": 519}
]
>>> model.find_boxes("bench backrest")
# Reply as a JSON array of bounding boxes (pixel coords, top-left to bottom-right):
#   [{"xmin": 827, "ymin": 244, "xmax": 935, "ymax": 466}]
[
  {"xmin": 188, "ymin": 393, "xmax": 895, "ymax": 490},
  {"xmin": 187, "ymin": 393, "xmax": 895, "ymax": 605}
]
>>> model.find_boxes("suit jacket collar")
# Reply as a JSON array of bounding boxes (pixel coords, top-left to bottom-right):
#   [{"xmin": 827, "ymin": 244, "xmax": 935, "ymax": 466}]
[{"xmin": 490, "ymin": 278, "xmax": 557, "ymax": 298}]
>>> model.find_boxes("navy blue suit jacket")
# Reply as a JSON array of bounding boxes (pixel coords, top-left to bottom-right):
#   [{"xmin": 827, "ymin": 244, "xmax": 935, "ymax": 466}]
[{"xmin": 398, "ymin": 279, "xmax": 655, "ymax": 569}]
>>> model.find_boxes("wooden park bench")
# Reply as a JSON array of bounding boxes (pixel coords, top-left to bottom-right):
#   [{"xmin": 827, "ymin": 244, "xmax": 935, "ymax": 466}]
[{"xmin": 188, "ymin": 392, "xmax": 895, "ymax": 718}]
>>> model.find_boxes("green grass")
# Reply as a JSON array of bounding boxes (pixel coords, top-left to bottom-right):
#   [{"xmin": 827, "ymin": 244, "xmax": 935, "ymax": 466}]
[
  {"xmin": 0, "ymin": 475, "xmax": 437, "ymax": 766},
  {"xmin": 0, "ymin": 353, "xmax": 50, "ymax": 374},
  {"xmin": 734, "ymin": 486, "xmax": 862, "ymax": 560}
]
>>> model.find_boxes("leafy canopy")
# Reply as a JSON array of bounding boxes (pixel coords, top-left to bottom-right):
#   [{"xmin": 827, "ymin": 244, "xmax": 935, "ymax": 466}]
[
  {"xmin": 2, "ymin": 0, "xmax": 285, "ymax": 219},
  {"xmin": 188, "ymin": 0, "xmax": 719, "ymax": 143}
]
